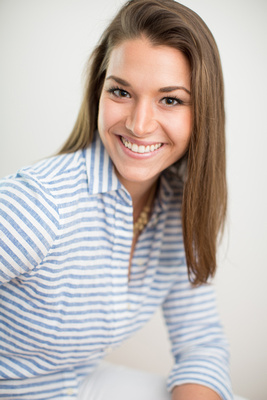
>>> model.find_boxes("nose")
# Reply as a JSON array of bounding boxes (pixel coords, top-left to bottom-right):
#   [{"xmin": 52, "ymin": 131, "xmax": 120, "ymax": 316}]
[{"xmin": 125, "ymin": 99, "xmax": 158, "ymax": 137}]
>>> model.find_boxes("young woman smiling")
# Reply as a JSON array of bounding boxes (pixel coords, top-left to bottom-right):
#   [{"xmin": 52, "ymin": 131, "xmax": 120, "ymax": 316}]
[{"xmin": 0, "ymin": 1, "xmax": 247, "ymax": 399}]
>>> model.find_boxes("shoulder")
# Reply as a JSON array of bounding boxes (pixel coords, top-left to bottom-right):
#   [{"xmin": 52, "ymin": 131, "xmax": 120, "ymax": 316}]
[
  {"xmin": 0, "ymin": 150, "xmax": 88, "ymax": 247},
  {"xmin": 18, "ymin": 149, "xmax": 87, "ymax": 189},
  {"xmin": 0, "ymin": 150, "xmax": 87, "ymax": 284},
  {"xmin": 1, "ymin": 150, "xmax": 87, "ymax": 202}
]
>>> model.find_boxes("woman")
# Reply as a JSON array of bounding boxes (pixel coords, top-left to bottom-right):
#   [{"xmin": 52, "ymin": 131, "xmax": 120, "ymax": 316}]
[{"xmin": 0, "ymin": 0, "xmax": 236, "ymax": 399}]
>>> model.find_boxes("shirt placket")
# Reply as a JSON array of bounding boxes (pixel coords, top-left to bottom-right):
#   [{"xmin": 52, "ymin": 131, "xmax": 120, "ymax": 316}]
[{"xmin": 109, "ymin": 190, "xmax": 133, "ymax": 346}]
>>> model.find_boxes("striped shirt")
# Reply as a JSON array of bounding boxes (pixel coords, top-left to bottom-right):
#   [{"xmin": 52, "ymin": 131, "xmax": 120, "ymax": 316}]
[{"xmin": 0, "ymin": 132, "xmax": 232, "ymax": 399}]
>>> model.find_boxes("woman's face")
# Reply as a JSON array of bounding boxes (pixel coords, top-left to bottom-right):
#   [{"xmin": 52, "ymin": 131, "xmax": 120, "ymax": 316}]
[{"xmin": 98, "ymin": 37, "xmax": 192, "ymax": 193}]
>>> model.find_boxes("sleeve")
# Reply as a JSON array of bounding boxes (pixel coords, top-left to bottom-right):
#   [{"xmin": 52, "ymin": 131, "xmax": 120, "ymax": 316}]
[
  {"xmin": 0, "ymin": 171, "xmax": 60, "ymax": 285},
  {"xmin": 162, "ymin": 262, "xmax": 233, "ymax": 400}
]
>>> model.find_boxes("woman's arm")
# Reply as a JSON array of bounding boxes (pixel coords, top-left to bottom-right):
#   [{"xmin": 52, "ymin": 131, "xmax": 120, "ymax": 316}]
[
  {"xmin": 162, "ymin": 266, "xmax": 232, "ymax": 400},
  {"xmin": 172, "ymin": 384, "xmax": 221, "ymax": 400}
]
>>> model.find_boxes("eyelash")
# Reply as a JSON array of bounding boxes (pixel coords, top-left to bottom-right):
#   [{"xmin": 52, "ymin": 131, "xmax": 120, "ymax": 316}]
[
  {"xmin": 106, "ymin": 86, "xmax": 184, "ymax": 106},
  {"xmin": 161, "ymin": 96, "xmax": 184, "ymax": 106},
  {"xmin": 107, "ymin": 86, "xmax": 130, "ymax": 98}
]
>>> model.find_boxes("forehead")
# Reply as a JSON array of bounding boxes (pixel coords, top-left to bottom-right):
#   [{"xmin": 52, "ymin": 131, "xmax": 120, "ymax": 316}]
[{"xmin": 106, "ymin": 38, "xmax": 191, "ymax": 89}]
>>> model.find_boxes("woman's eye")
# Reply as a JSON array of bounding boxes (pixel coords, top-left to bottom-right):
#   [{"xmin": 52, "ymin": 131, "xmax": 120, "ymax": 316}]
[
  {"xmin": 161, "ymin": 97, "xmax": 183, "ymax": 106},
  {"xmin": 108, "ymin": 88, "xmax": 130, "ymax": 98}
]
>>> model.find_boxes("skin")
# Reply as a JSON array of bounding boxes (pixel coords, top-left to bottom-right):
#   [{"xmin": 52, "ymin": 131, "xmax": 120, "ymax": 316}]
[
  {"xmin": 97, "ymin": 38, "xmax": 221, "ymax": 399},
  {"xmin": 98, "ymin": 36, "xmax": 192, "ymax": 219},
  {"xmin": 172, "ymin": 384, "xmax": 221, "ymax": 400}
]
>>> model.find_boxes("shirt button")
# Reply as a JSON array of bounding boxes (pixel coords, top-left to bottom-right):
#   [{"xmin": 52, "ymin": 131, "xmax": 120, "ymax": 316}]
[
  {"xmin": 66, "ymin": 388, "xmax": 74, "ymax": 395},
  {"xmin": 127, "ymin": 303, "xmax": 131, "ymax": 310},
  {"xmin": 137, "ymin": 259, "xmax": 143, "ymax": 266}
]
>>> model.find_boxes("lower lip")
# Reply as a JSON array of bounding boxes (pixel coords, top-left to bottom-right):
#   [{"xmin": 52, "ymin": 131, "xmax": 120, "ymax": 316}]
[{"xmin": 117, "ymin": 136, "xmax": 164, "ymax": 159}]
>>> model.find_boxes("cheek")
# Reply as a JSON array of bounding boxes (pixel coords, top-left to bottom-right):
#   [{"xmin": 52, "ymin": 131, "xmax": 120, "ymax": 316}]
[
  {"xmin": 183, "ymin": 115, "xmax": 193, "ymax": 143},
  {"xmin": 180, "ymin": 107, "xmax": 193, "ymax": 131},
  {"xmin": 98, "ymin": 97, "xmax": 124, "ymax": 132},
  {"xmin": 167, "ymin": 110, "xmax": 193, "ymax": 142},
  {"xmin": 97, "ymin": 96, "xmax": 107, "ymax": 132}
]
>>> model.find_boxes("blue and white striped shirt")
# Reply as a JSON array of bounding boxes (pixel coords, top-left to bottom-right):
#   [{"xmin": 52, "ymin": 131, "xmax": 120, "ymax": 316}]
[{"xmin": 0, "ymin": 133, "xmax": 232, "ymax": 399}]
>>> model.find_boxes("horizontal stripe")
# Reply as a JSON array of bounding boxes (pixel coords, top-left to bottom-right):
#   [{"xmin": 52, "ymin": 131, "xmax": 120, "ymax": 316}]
[{"xmin": 0, "ymin": 132, "xmax": 232, "ymax": 399}]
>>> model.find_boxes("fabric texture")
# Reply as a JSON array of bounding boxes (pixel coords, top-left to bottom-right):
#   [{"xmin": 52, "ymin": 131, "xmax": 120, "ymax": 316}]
[{"xmin": 0, "ymin": 132, "xmax": 232, "ymax": 399}]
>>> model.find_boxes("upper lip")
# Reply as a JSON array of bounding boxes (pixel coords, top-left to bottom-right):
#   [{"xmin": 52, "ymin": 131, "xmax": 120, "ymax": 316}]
[{"xmin": 119, "ymin": 134, "xmax": 163, "ymax": 146}]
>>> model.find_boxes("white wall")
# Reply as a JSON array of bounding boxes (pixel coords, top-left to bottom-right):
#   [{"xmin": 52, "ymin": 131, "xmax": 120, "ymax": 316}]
[{"xmin": 1, "ymin": 1, "xmax": 266, "ymax": 399}]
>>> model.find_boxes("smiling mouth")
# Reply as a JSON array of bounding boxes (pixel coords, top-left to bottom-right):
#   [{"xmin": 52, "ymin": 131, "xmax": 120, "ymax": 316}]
[{"xmin": 120, "ymin": 136, "xmax": 163, "ymax": 154}]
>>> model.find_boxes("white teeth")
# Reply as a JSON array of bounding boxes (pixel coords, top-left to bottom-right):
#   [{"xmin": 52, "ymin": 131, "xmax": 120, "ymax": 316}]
[
  {"xmin": 121, "ymin": 137, "xmax": 162, "ymax": 154},
  {"xmin": 139, "ymin": 145, "xmax": 145, "ymax": 153},
  {"xmin": 132, "ymin": 143, "xmax": 138, "ymax": 152}
]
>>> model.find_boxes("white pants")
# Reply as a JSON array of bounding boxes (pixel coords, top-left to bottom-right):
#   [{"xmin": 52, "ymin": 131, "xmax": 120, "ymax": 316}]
[{"xmin": 77, "ymin": 361, "xmax": 249, "ymax": 400}]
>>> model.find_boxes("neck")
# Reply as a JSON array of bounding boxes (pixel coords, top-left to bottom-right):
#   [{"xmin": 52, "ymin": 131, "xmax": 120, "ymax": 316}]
[
  {"xmin": 114, "ymin": 168, "xmax": 159, "ymax": 222},
  {"xmin": 128, "ymin": 179, "xmax": 158, "ymax": 223}
]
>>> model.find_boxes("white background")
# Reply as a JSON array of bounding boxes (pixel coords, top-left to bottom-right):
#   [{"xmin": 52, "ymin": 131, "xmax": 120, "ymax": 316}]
[{"xmin": 0, "ymin": 1, "xmax": 266, "ymax": 399}]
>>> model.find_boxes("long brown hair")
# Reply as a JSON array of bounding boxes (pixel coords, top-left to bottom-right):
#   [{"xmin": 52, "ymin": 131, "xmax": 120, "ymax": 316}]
[{"xmin": 59, "ymin": 0, "xmax": 227, "ymax": 285}]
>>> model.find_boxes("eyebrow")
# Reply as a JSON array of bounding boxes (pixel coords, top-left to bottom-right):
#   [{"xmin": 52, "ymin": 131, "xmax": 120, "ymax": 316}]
[
  {"xmin": 106, "ymin": 75, "xmax": 130, "ymax": 87},
  {"xmin": 159, "ymin": 86, "xmax": 191, "ymax": 95},
  {"xmin": 106, "ymin": 75, "xmax": 191, "ymax": 95}
]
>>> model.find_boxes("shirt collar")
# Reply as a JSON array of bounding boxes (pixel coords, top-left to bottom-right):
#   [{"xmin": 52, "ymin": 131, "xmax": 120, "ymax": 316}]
[
  {"xmin": 85, "ymin": 131, "xmax": 123, "ymax": 196},
  {"xmin": 154, "ymin": 166, "xmax": 181, "ymax": 214}
]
